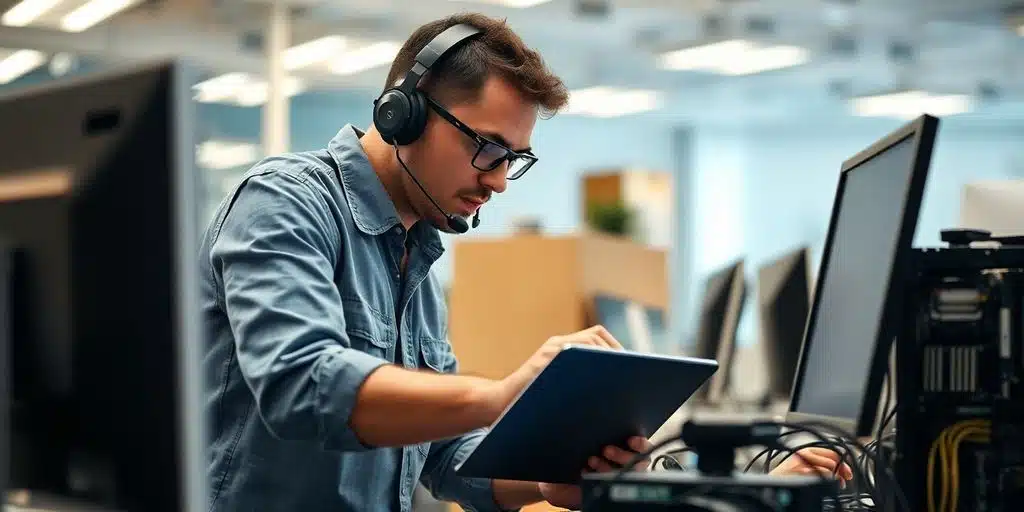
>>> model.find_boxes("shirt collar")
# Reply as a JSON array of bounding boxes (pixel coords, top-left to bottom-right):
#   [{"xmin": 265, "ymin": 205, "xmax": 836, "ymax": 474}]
[{"xmin": 326, "ymin": 125, "xmax": 444, "ymax": 259}]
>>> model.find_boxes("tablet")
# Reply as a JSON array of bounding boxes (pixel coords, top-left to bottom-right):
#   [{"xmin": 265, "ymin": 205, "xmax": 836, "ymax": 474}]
[{"xmin": 454, "ymin": 344, "xmax": 718, "ymax": 484}]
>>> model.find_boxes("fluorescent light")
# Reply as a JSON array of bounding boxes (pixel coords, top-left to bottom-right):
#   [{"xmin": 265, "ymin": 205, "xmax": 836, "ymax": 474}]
[
  {"xmin": 60, "ymin": 0, "xmax": 139, "ymax": 32},
  {"xmin": 193, "ymin": 72, "xmax": 305, "ymax": 106},
  {"xmin": 658, "ymin": 39, "xmax": 809, "ymax": 75},
  {"xmin": 850, "ymin": 90, "xmax": 973, "ymax": 119},
  {"xmin": 563, "ymin": 86, "xmax": 660, "ymax": 118},
  {"xmin": 235, "ymin": 77, "xmax": 305, "ymax": 106},
  {"xmin": 284, "ymin": 36, "xmax": 347, "ymax": 71},
  {"xmin": 193, "ymin": 72, "xmax": 250, "ymax": 104},
  {"xmin": 2, "ymin": 0, "xmax": 61, "ymax": 27},
  {"xmin": 197, "ymin": 140, "xmax": 261, "ymax": 170},
  {"xmin": 0, "ymin": 49, "xmax": 46, "ymax": 84},
  {"xmin": 329, "ymin": 41, "xmax": 402, "ymax": 75},
  {"xmin": 448, "ymin": 0, "xmax": 552, "ymax": 7}
]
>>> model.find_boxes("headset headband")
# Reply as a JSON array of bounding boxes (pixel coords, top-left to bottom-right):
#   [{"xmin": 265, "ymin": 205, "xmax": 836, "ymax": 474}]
[{"xmin": 397, "ymin": 24, "xmax": 482, "ymax": 94}]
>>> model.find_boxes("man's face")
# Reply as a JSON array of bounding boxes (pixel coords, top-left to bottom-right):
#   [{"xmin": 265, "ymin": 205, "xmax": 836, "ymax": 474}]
[{"xmin": 402, "ymin": 75, "xmax": 538, "ymax": 233}]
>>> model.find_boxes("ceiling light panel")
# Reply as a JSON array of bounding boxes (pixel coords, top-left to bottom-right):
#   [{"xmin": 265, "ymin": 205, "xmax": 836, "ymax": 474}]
[
  {"xmin": 0, "ymin": 48, "xmax": 47, "ymax": 84},
  {"xmin": 2, "ymin": 0, "xmax": 140, "ymax": 32},
  {"xmin": 563, "ymin": 86, "xmax": 661, "ymax": 118},
  {"xmin": 658, "ymin": 39, "xmax": 810, "ymax": 75},
  {"xmin": 193, "ymin": 73, "xmax": 305, "ymax": 107},
  {"xmin": 849, "ymin": 90, "xmax": 973, "ymax": 119}
]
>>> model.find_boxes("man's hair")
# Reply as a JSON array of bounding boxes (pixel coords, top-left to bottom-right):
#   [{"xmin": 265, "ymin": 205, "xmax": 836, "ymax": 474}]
[{"xmin": 384, "ymin": 12, "xmax": 569, "ymax": 119}]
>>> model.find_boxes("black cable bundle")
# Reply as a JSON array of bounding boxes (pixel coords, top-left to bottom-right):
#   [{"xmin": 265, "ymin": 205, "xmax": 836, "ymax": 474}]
[{"xmin": 581, "ymin": 419, "xmax": 909, "ymax": 512}]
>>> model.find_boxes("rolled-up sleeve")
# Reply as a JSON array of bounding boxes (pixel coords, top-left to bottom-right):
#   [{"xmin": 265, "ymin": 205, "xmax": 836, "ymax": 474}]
[
  {"xmin": 210, "ymin": 169, "xmax": 389, "ymax": 452},
  {"xmin": 419, "ymin": 429, "xmax": 515, "ymax": 512},
  {"xmin": 418, "ymin": 346, "xmax": 516, "ymax": 512}
]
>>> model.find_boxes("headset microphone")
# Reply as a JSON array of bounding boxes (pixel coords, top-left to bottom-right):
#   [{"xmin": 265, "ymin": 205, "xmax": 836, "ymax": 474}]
[{"xmin": 393, "ymin": 144, "xmax": 470, "ymax": 234}]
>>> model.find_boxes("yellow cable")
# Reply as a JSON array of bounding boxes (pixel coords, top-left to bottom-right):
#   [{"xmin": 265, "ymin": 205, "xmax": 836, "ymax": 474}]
[
  {"xmin": 927, "ymin": 419, "xmax": 991, "ymax": 512},
  {"xmin": 948, "ymin": 424, "xmax": 989, "ymax": 511}
]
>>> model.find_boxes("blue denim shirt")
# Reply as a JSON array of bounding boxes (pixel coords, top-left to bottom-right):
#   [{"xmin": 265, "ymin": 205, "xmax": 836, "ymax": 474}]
[{"xmin": 200, "ymin": 125, "xmax": 506, "ymax": 512}]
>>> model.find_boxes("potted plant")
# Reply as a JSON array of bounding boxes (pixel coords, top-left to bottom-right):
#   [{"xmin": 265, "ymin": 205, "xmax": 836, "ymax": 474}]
[{"xmin": 586, "ymin": 200, "xmax": 635, "ymax": 238}]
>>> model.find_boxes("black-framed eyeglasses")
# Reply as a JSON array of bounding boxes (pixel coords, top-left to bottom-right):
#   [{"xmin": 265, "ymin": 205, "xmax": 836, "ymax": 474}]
[{"xmin": 424, "ymin": 96, "xmax": 538, "ymax": 180}]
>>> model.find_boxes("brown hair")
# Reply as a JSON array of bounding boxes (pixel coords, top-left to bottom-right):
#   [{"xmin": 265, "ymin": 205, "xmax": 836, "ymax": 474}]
[{"xmin": 384, "ymin": 12, "xmax": 569, "ymax": 119}]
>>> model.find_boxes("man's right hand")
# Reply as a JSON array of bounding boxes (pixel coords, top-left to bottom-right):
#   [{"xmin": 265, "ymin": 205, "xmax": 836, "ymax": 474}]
[{"xmin": 490, "ymin": 325, "xmax": 624, "ymax": 417}]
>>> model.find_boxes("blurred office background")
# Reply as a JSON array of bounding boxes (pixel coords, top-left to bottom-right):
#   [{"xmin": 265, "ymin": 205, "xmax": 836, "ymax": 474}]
[
  {"xmin": 1, "ymin": 0, "xmax": 1020, "ymax": 344},
  {"xmin": 1, "ymin": 0, "xmax": 1022, "ymax": 510}
]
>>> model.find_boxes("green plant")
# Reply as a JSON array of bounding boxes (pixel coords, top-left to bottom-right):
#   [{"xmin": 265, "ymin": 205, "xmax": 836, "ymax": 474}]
[{"xmin": 586, "ymin": 201, "xmax": 634, "ymax": 237}]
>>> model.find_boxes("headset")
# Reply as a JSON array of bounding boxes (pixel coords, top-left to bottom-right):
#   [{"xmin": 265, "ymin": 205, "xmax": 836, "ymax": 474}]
[
  {"xmin": 373, "ymin": 23, "xmax": 482, "ymax": 146},
  {"xmin": 372, "ymin": 23, "xmax": 484, "ymax": 233}
]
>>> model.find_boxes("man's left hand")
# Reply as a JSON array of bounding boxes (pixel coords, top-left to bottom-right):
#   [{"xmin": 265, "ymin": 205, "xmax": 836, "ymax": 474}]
[
  {"xmin": 538, "ymin": 436, "xmax": 653, "ymax": 509},
  {"xmin": 769, "ymin": 447, "xmax": 854, "ymax": 487}
]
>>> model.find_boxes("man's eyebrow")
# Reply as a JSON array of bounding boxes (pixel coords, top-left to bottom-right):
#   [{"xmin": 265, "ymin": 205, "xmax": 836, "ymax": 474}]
[{"xmin": 481, "ymin": 131, "xmax": 532, "ymax": 153}]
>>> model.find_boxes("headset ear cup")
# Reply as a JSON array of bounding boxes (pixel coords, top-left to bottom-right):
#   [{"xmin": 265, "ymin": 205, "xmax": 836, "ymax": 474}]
[
  {"xmin": 373, "ymin": 90, "xmax": 412, "ymax": 145},
  {"xmin": 395, "ymin": 90, "xmax": 428, "ymax": 146}
]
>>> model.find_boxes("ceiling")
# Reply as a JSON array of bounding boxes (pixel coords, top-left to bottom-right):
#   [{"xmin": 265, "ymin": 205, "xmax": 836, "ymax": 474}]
[{"xmin": 0, "ymin": 0, "xmax": 1022, "ymax": 125}]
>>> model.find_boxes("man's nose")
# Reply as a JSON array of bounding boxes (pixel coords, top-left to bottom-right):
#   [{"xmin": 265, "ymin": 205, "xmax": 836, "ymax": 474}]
[{"xmin": 479, "ymin": 165, "xmax": 508, "ymax": 194}]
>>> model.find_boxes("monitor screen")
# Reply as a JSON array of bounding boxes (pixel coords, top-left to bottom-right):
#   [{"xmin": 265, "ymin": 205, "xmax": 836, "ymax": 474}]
[
  {"xmin": 0, "ymin": 60, "xmax": 206, "ymax": 512},
  {"xmin": 591, "ymin": 295, "xmax": 668, "ymax": 354},
  {"xmin": 757, "ymin": 247, "xmax": 811, "ymax": 402},
  {"xmin": 691, "ymin": 261, "xmax": 746, "ymax": 404},
  {"xmin": 693, "ymin": 262, "xmax": 740, "ymax": 361},
  {"xmin": 789, "ymin": 115, "xmax": 937, "ymax": 435}
]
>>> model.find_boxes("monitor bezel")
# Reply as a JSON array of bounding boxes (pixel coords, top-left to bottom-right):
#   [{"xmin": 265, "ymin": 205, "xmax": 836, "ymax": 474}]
[
  {"xmin": 786, "ymin": 114, "xmax": 939, "ymax": 437},
  {"xmin": 706, "ymin": 260, "xmax": 746, "ymax": 405},
  {"xmin": 756, "ymin": 246, "xmax": 812, "ymax": 402}
]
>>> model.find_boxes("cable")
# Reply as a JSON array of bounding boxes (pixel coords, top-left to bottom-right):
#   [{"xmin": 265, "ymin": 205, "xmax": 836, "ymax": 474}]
[
  {"xmin": 926, "ymin": 418, "xmax": 991, "ymax": 512},
  {"xmin": 652, "ymin": 447, "xmax": 693, "ymax": 470},
  {"xmin": 774, "ymin": 421, "xmax": 910, "ymax": 512},
  {"xmin": 581, "ymin": 424, "xmax": 840, "ymax": 511}
]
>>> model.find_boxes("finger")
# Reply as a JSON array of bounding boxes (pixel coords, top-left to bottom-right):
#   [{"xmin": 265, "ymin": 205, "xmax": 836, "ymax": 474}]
[
  {"xmin": 803, "ymin": 447, "xmax": 842, "ymax": 462},
  {"xmin": 799, "ymin": 465, "xmax": 848, "ymax": 488},
  {"xmin": 588, "ymin": 455, "xmax": 617, "ymax": 473},
  {"xmin": 603, "ymin": 445, "xmax": 640, "ymax": 467},
  {"xmin": 628, "ymin": 436, "xmax": 652, "ymax": 453},
  {"xmin": 839, "ymin": 462, "xmax": 854, "ymax": 480},
  {"xmin": 589, "ymin": 333, "xmax": 610, "ymax": 349},
  {"xmin": 792, "ymin": 451, "xmax": 840, "ymax": 471},
  {"xmin": 591, "ymin": 325, "xmax": 624, "ymax": 350}
]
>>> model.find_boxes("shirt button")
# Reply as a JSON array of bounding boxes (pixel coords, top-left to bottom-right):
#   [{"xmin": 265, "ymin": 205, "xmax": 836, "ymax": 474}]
[{"xmin": 393, "ymin": 226, "xmax": 403, "ymax": 235}]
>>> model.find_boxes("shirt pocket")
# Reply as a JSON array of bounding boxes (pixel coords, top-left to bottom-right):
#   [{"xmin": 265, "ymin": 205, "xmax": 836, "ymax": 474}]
[
  {"xmin": 341, "ymin": 296, "xmax": 395, "ymax": 360},
  {"xmin": 419, "ymin": 337, "xmax": 453, "ymax": 373}
]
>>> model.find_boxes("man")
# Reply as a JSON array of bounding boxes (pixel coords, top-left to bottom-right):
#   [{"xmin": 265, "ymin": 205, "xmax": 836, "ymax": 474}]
[{"xmin": 200, "ymin": 12, "xmax": 851, "ymax": 512}]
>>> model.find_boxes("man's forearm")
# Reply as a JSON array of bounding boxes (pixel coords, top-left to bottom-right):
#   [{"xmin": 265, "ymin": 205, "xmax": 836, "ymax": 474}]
[
  {"xmin": 492, "ymin": 480, "xmax": 544, "ymax": 510},
  {"xmin": 349, "ymin": 364, "xmax": 509, "ymax": 447}
]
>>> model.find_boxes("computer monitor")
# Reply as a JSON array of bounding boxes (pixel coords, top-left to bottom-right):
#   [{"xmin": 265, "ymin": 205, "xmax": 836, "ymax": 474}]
[
  {"xmin": 590, "ymin": 294, "xmax": 668, "ymax": 354},
  {"xmin": 0, "ymin": 240, "xmax": 9, "ymax": 501},
  {"xmin": 690, "ymin": 260, "xmax": 747, "ymax": 405},
  {"xmin": 0, "ymin": 60, "xmax": 206, "ymax": 511},
  {"xmin": 788, "ymin": 114, "xmax": 939, "ymax": 437},
  {"xmin": 757, "ymin": 247, "xmax": 812, "ymax": 403},
  {"xmin": 959, "ymin": 180, "xmax": 1024, "ymax": 237}
]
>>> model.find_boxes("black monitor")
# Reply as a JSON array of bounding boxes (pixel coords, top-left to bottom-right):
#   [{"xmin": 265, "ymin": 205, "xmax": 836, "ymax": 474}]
[
  {"xmin": 0, "ymin": 60, "xmax": 206, "ymax": 511},
  {"xmin": 0, "ymin": 239, "xmax": 9, "ymax": 501},
  {"xmin": 757, "ymin": 247, "xmax": 812, "ymax": 403},
  {"xmin": 690, "ymin": 260, "xmax": 747, "ymax": 405},
  {"xmin": 787, "ymin": 114, "xmax": 939, "ymax": 437}
]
